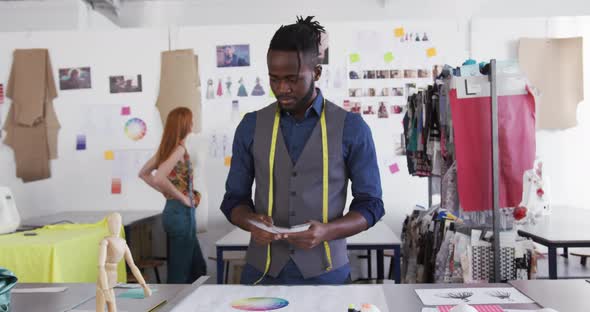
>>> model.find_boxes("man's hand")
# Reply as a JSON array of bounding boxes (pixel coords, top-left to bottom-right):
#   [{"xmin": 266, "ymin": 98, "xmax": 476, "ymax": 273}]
[
  {"xmin": 285, "ymin": 220, "xmax": 331, "ymax": 250},
  {"xmin": 247, "ymin": 213, "xmax": 285, "ymax": 246}
]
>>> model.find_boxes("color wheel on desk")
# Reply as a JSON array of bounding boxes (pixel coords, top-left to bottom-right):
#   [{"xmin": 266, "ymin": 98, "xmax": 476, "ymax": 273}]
[
  {"xmin": 230, "ymin": 297, "xmax": 289, "ymax": 311},
  {"xmin": 125, "ymin": 118, "xmax": 147, "ymax": 141}
]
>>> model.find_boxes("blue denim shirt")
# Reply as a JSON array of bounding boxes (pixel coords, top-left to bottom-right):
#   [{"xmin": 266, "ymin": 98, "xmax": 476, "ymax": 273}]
[{"xmin": 220, "ymin": 89, "xmax": 384, "ymax": 227}]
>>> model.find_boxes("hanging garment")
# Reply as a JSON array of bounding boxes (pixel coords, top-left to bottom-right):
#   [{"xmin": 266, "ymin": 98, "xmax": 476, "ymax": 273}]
[
  {"xmin": 449, "ymin": 89, "xmax": 536, "ymax": 212},
  {"xmin": 156, "ymin": 49, "xmax": 202, "ymax": 133},
  {"xmin": 3, "ymin": 49, "xmax": 60, "ymax": 182}
]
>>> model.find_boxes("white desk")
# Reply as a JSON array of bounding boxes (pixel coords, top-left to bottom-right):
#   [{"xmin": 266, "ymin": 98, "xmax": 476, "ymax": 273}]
[
  {"xmin": 215, "ymin": 221, "xmax": 401, "ymax": 284},
  {"xmin": 517, "ymin": 206, "xmax": 590, "ymax": 279},
  {"xmin": 11, "ymin": 282, "xmax": 187, "ymax": 312},
  {"xmin": 160, "ymin": 282, "xmax": 549, "ymax": 311}
]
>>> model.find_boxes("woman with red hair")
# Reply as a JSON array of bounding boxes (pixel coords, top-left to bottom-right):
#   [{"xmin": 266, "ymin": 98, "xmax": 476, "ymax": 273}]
[{"xmin": 139, "ymin": 107, "xmax": 206, "ymax": 283}]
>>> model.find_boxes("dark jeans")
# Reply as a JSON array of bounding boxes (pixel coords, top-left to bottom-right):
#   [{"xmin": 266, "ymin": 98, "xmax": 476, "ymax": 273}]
[
  {"xmin": 162, "ymin": 199, "xmax": 207, "ymax": 284},
  {"xmin": 240, "ymin": 259, "xmax": 351, "ymax": 285}
]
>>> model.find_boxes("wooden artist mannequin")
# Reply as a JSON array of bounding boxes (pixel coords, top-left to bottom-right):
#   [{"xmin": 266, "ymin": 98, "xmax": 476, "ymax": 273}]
[{"xmin": 97, "ymin": 213, "xmax": 152, "ymax": 312}]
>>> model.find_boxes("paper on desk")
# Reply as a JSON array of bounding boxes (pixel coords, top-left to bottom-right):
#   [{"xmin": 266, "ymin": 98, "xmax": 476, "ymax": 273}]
[
  {"xmin": 248, "ymin": 220, "xmax": 310, "ymax": 234},
  {"xmin": 173, "ymin": 285, "xmax": 389, "ymax": 312},
  {"xmin": 117, "ymin": 288, "xmax": 158, "ymax": 299},
  {"xmin": 12, "ymin": 287, "xmax": 67, "ymax": 293},
  {"xmin": 415, "ymin": 287, "xmax": 534, "ymax": 306}
]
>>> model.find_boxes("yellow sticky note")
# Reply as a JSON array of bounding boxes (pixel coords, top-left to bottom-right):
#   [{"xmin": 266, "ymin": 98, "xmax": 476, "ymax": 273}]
[
  {"xmin": 349, "ymin": 53, "xmax": 360, "ymax": 64},
  {"xmin": 104, "ymin": 150, "xmax": 114, "ymax": 160},
  {"xmin": 384, "ymin": 52, "xmax": 394, "ymax": 63},
  {"xmin": 427, "ymin": 47, "xmax": 437, "ymax": 58},
  {"xmin": 394, "ymin": 27, "xmax": 405, "ymax": 38},
  {"xmin": 224, "ymin": 156, "xmax": 232, "ymax": 167},
  {"xmin": 269, "ymin": 88, "xmax": 275, "ymax": 98}
]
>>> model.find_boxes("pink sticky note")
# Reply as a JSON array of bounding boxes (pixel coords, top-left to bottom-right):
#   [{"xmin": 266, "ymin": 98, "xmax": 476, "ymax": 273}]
[
  {"xmin": 389, "ymin": 163, "xmax": 400, "ymax": 174},
  {"xmin": 121, "ymin": 106, "xmax": 131, "ymax": 115}
]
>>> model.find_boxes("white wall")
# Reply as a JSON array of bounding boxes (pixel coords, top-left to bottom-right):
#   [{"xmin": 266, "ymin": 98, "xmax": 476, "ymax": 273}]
[
  {"xmin": 1, "ymin": 16, "xmax": 588, "ymax": 281},
  {"xmin": 116, "ymin": 0, "xmax": 590, "ymax": 27},
  {"xmin": 0, "ymin": 28, "xmax": 168, "ymax": 220},
  {"xmin": 0, "ymin": 0, "xmax": 118, "ymax": 32}
]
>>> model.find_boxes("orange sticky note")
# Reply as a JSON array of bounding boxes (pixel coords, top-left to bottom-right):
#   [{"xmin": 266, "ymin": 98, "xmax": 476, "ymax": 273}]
[
  {"xmin": 111, "ymin": 178, "xmax": 122, "ymax": 194},
  {"xmin": 224, "ymin": 156, "xmax": 232, "ymax": 167},
  {"xmin": 104, "ymin": 150, "xmax": 114, "ymax": 160},
  {"xmin": 427, "ymin": 47, "xmax": 437, "ymax": 58},
  {"xmin": 394, "ymin": 28, "xmax": 405, "ymax": 38}
]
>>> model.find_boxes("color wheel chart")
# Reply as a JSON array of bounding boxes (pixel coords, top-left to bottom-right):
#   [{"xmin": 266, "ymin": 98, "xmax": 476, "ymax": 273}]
[
  {"xmin": 230, "ymin": 297, "xmax": 289, "ymax": 311},
  {"xmin": 125, "ymin": 117, "xmax": 147, "ymax": 141}
]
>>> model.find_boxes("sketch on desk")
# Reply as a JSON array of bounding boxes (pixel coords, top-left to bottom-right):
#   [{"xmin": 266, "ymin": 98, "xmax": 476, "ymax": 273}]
[
  {"xmin": 487, "ymin": 290, "xmax": 514, "ymax": 302},
  {"xmin": 436, "ymin": 291, "xmax": 474, "ymax": 302}
]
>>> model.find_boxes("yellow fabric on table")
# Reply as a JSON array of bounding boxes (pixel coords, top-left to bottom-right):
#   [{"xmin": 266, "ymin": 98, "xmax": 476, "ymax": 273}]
[{"xmin": 0, "ymin": 218, "xmax": 127, "ymax": 283}]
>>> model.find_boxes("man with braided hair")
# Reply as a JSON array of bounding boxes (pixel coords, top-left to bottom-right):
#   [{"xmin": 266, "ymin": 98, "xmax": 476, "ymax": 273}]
[{"xmin": 221, "ymin": 16, "xmax": 384, "ymax": 285}]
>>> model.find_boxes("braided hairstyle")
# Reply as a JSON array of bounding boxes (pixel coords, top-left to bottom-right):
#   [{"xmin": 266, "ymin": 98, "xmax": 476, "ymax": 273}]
[{"xmin": 268, "ymin": 16, "xmax": 326, "ymax": 78}]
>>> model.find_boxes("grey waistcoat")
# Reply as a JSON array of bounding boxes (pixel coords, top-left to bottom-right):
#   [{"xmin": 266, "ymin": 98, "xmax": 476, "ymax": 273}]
[{"xmin": 246, "ymin": 100, "xmax": 349, "ymax": 279}]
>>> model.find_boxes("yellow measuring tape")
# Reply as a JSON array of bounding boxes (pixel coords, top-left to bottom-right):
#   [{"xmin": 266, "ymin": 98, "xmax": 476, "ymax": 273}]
[{"xmin": 254, "ymin": 99, "xmax": 333, "ymax": 284}]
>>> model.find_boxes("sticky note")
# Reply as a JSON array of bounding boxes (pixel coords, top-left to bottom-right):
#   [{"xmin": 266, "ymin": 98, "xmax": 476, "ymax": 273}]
[
  {"xmin": 117, "ymin": 288, "xmax": 157, "ymax": 299},
  {"xmin": 111, "ymin": 178, "xmax": 122, "ymax": 194},
  {"xmin": 394, "ymin": 27, "xmax": 405, "ymax": 38},
  {"xmin": 426, "ymin": 47, "xmax": 437, "ymax": 58},
  {"xmin": 76, "ymin": 135, "xmax": 86, "ymax": 150},
  {"xmin": 269, "ymin": 88, "xmax": 275, "ymax": 98},
  {"xmin": 389, "ymin": 163, "xmax": 400, "ymax": 174},
  {"xmin": 224, "ymin": 156, "xmax": 232, "ymax": 167},
  {"xmin": 121, "ymin": 106, "xmax": 131, "ymax": 116},
  {"xmin": 349, "ymin": 53, "xmax": 360, "ymax": 64},
  {"xmin": 384, "ymin": 52, "xmax": 394, "ymax": 63},
  {"xmin": 104, "ymin": 150, "xmax": 114, "ymax": 160}
]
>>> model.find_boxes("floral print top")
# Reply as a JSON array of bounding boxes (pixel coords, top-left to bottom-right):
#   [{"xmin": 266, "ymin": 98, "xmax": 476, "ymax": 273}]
[{"xmin": 166, "ymin": 152, "xmax": 201, "ymax": 207}]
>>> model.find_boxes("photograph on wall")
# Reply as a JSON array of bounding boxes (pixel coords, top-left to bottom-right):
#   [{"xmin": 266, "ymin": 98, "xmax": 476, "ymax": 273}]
[
  {"xmin": 109, "ymin": 75, "xmax": 142, "ymax": 93},
  {"xmin": 351, "ymin": 102, "xmax": 362, "ymax": 114},
  {"xmin": 418, "ymin": 69, "xmax": 431, "ymax": 78},
  {"xmin": 363, "ymin": 70, "xmax": 376, "ymax": 79},
  {"xmin": 392, "ymin": 105, "xmax": 404, "ymax": 114},
  {"xmin": 366, "ymin": 88, "xmax": 377, "ymax": 97},
  {"xmin": 349, "ymin": 70, "xmax": 361, "ymax": 80},
  {"xmin": 349, "ymin": 88, "xmax": 363, "ymax": 97},
  {"xmin": 391, "ymin": 70, "xmax": 402, "ymax": 78},
  {"xmin": 381, "ymin": 88, "xmax": 390, "ymax": 97},
  {"xmin": 216, "ymin": 44, "xmax": 250, "ymax": 67},
  {"xmin": 393, "ymin": 87, "xmax": 404, "ymax": 96},
  {"xmin": 342, "ymin": 100, "xmax": 351, "ymax": 111},
  {"xmin": 377, "ymin": 70, "xmax": 390, "ymax": 79},
  {"xmin": 363, "ymin": 104, "xmax": 375, "ymax": 115},
  {"xmin": 378, "ymin": 102, "xmax": 389, "ymax": 118},
  {"xmin": 59, "ymin": 67, "xmax": 92, "ymax": 90},
  {"xmin": 404, "ymin": 70, "xmax": 417, "ymax": 78},
  {"xmin": 318, "ymin": 32, "xmax": 329, "ymax": 65}
]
